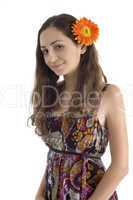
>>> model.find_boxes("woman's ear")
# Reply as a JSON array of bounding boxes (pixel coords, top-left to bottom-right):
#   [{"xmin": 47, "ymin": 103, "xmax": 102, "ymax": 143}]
[{"xmin": 80, "ymin": 45, "xmax": 87, "ymax": 55}]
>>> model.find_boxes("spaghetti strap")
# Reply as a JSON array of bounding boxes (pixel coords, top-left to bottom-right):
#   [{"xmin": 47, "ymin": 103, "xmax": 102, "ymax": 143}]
[{"xmin": 101, "ymin": 83, "xmax": 110, "ymax": 92}]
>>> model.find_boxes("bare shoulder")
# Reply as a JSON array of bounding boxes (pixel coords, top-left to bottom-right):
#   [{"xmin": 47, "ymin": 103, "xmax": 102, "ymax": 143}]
[
  {"xmin": 103, "ymin": 83, "xmax": 125, "ymax": 114},
  {"xmin": 104, "ymin": 83, "xmax": 122, "ymax": 97},
  {"xmin": 95, "ymin": 83, "xmax": 124, "ymax": 128}
]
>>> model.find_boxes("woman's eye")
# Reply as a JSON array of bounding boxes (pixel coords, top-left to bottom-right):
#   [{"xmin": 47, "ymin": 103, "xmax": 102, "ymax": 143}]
[
  {"xmin": 55, "ymin": 44, "xmax": 64, "ymax": 49},
  {"xmin": 42, "ymin": 45, "xmax": 64, "ymax": 56}
]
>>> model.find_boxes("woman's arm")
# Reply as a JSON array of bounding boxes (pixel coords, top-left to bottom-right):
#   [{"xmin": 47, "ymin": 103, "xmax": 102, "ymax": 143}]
[
  {"xmin": 35, "ymin": 170, "xmax": 46, "ymax": 200},
  {"xmin": 89, "ymin": 84, "xmax": 129, "ymax": 200}
]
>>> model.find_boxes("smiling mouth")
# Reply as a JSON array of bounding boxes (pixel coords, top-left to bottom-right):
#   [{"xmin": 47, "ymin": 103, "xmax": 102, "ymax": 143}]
[{"xmin": 53, "ymin": 63, "xmax": 64, "ymax": 68}]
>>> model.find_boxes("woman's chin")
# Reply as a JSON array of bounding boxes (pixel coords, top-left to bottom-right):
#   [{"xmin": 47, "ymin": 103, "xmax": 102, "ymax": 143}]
[{"xmin": 54, "ymin": 67, "xmax": 68, "ymax": 76}]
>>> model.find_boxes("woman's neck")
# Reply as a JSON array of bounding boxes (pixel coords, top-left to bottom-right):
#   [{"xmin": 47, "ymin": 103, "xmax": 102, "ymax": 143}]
[{"xmin": 63, "ymin": 69, "xmax": 78, "ymax": 92}]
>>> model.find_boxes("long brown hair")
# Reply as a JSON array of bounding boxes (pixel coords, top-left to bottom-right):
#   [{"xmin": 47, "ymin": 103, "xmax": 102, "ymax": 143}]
[{"xmin": 27, "ymin": 13, "xmax": 108, "ymax": 136}]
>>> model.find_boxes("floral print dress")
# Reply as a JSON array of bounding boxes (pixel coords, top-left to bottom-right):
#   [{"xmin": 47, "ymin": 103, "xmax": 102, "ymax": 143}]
[{"xmin": 40, "ymin": 84, "xmax": 118, "ymax": 200}]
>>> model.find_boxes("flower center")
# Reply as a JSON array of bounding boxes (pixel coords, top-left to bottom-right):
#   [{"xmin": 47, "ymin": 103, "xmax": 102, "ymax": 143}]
[{"xmin": 81, "ymin": 26, "xmax": 91, "ymax": 37}]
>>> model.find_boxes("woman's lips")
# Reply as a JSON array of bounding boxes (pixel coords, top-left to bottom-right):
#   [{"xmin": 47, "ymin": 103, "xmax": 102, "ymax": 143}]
[{"xmin": 53, "ymin": 63, "xmax": 64, "ymax": 69}]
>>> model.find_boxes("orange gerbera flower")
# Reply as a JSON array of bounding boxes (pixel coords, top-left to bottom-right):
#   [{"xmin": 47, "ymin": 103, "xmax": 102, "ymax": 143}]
[{"xmin": 71, "ymin": 17, "xmax": 99, "ymax": 46}]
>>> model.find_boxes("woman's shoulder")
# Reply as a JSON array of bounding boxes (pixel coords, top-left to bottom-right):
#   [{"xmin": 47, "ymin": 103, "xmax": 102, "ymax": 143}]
[
  {"xmin": 103, "ymin": 83, "xmax": 124, "ymax": 113},
  {"xmin": 97, "ymin": 83, "xmax": 124, "ymax": 128},
  {"xmin": 103, "ymin": 83, "xmax": 122, "ymax": 99}
]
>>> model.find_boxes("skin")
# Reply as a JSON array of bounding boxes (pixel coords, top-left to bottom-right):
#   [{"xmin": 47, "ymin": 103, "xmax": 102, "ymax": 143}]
[
  {"xmin": 39, "ymin": 26, "xmax": 87, "ymax": 92},
  {"xmin": 36, "ymin": 26, "xmax": 128, "ymax": 200},
  {"xmin": 89, "ymin": 85, "xmax": 129, "ymax": 200}
]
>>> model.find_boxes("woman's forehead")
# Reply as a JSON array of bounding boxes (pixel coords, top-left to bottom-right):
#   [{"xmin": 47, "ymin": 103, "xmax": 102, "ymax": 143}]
[
  {"xmin": 40, "ymin": 27, "xmax": 72, "ymax": 47},
  {"xmin": 39, "ymin": 27, "xmax": 70, "ymax": 47}
]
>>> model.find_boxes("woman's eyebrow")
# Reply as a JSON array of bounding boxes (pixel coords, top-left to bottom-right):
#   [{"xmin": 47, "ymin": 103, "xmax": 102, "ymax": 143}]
[{"xmin": 40, "ymin": 40, "xmax": 63, "ymax": 49}]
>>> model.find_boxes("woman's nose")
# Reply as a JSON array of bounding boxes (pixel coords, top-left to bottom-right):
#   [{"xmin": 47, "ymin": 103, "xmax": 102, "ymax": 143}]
[{"xmin": 47, "ymin": 50, "xmax": 58, "ymax": 64}]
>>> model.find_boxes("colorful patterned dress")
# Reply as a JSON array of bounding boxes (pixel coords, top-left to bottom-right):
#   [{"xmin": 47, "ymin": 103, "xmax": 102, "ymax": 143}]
[{"xmin": 40, "ymin": 84, "xmax": 118, "ymax": 200}]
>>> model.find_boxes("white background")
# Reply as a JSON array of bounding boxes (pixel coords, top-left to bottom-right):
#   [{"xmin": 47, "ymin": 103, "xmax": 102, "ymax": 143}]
[{"xmin": 0, "ymin": 0, "xmax": 132, "ymax": 199}]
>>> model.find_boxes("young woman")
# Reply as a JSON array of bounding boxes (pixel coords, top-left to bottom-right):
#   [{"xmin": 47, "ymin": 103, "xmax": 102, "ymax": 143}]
[{"xmin": 29, "ymin": 13, "xmax": 128, "ymax": 200}]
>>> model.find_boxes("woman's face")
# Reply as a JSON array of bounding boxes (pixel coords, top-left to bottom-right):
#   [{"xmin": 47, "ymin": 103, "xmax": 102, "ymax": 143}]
[{"xmin": 39, "ymin": 27, "xmax": 86, "ymax": 76}]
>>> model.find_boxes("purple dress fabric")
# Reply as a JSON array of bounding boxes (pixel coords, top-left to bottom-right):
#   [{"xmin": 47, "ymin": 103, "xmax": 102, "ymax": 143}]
[{"xmin": 40, "ymin": 84, "xmax": 118, "ymax": 200}]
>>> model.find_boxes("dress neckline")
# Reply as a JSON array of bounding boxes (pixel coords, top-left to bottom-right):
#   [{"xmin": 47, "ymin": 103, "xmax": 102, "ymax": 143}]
[
  {"xmin": 49, "ymin": 109, "xmax": 95, "ymax": 118},
  {"xmin": 46, "ymin": 109, "xmax": 108, "ymax": 132}
]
